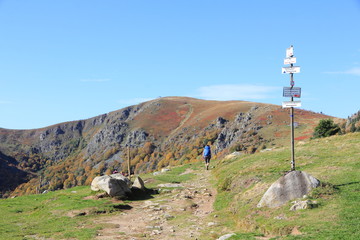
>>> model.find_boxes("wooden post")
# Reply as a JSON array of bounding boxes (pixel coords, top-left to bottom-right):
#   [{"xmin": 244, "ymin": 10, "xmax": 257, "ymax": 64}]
[
  {"xmin": 290, "ymin": 72, "xmax": 295, "ymax": 171},
  {"xmin": 283, "ymin": 45, "xmax": 300, "ymax": 171},
  {"xmin": 127, "ymin": 146, "xmax": 131, "ymax": 179}
]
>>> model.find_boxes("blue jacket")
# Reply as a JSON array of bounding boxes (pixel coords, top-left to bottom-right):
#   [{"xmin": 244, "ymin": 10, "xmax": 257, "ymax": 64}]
[{"xmin": 203, "ymin": 145, "xmax": 211, "ymax": 157}]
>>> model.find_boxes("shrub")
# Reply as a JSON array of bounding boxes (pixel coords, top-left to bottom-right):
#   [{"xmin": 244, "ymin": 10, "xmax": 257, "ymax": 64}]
[{"xmin": 312, "ymin": 119, "xmax": 341, "ymax": 138}]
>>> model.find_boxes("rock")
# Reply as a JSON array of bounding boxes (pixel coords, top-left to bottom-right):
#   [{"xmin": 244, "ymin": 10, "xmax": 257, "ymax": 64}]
[
  {"xmin": 207, "ymin": 222, "xmax": 216, "ymax": 226},
  {"xmin": 217, "ymin": 233, "xmax": 235, "ymax": 240},
  {"xmin": 132, "ymin": 176, "xmax": 146, "ymax": 190},
  {"xmin": 151, "ymin": 230, "xmax": 162, "ymax": 235},
  {"xmin": 110, "ymin": 173, "xmax": 132, "ymax": 187},
  {"xmin": 153, "ymin": 171, "xmax": 160, "ymax": 176},
  {"xmin": 274, "ymin": 214, "xmax": 287, "ymax": 220},
  {"xmin": 158, "ymin": 183, "xmax": 183, "ymax": 188},
  {"xmin": 216, "ymin": 117, "xmax": 228, "ymax": 128},
  {"xmin": 91, "ymin": 174, "xmax": 131, "ymax": 198},
  {"xmin": 290, "ymin": 200, "xmax": 318, "ymax": 211},
  {"xmin": 224, "ymin": 151, "xmax": 242, "ymax": 160},
  {"xmin": 257, "ymin": 171, "xmax": 320, "ymax": 208},
  {"xmin": 164, "ymin": 214, "xmax": 174, "ymax": 220},
  {"xmin": 161, "ymin": 168, "xmax": 171, "ymax": 173}
]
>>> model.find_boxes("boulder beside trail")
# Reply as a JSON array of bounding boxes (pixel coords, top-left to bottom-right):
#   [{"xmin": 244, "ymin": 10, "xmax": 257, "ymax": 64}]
[
  {"xmin": 257, "ymin": 171, "xmax": 320, "ymax": 208},
  {"xmin": 91, "ymin": 173, "xmax": 131, "ymax": 198},
  {"xmin": 132, "ymin": 176, "xmax": 146, "ymax": 190}
]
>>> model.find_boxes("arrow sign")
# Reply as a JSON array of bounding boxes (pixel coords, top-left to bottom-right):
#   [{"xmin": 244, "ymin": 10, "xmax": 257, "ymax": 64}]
[
  {"xmin": 286, "ymin": 46, "xmax": 294, "ymax": 58},
  {"xmin": 284, "ymin": 57, "xmax": 296, "ymax": 65},
  {"xmin": 283, "ymin": 87, "xmax": 301, "ymax": 98},
  {"xmin": 282, "ymin": 66, "xmax": 300, "ymax": 74},
  {"xmin": 282, "ymin": 101, "xmax": 301, "ymax": 108}
]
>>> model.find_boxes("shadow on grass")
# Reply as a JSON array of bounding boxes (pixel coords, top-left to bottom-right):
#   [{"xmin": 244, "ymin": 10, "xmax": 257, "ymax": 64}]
[{"xmin": 335, "ymin": 181, "xmax": 360, "ymax": 187}]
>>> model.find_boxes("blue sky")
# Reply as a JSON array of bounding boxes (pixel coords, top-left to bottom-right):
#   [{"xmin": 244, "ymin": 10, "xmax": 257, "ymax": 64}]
[{"xmin": 1, "ymin": 0, "xmax": 360, "ymax": 129}]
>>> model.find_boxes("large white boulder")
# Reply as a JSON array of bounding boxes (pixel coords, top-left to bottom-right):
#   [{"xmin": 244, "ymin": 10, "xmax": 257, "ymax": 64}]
[
  {"xmin": 257, "ymin": 171, "xmax": 320, "ymax": 208},
  {"xmin": 91, "ymin": 173, "xmax": 131, "ymax": 198}
]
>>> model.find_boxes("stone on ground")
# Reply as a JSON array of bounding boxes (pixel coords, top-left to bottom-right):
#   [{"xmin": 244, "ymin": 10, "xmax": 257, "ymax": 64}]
[
  {"xmin": 217, "ymin": 233, "xmax": 236, "ymax": 240},
  {"xmin": 132, "ymin": 176, "xmax": 146, "ymax": 190},
  {"xmin": 257, "ymin": 171, "xmax": 320, "ymax": 208},
  {"xmin": 91, "ymin": 174, "xmax": 131, "ymax": 198}
]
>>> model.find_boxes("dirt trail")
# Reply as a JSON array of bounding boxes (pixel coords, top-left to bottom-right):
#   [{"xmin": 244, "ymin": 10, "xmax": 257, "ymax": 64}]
[{"xmin": 94, "ymin": 169, "xmax": 217, "ymax": 240}]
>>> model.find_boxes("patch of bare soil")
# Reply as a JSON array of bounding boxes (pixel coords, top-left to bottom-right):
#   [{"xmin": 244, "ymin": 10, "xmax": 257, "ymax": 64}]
[{"xmin": 94, "ymin": 169, "xmax": 217, "ymax": 240}]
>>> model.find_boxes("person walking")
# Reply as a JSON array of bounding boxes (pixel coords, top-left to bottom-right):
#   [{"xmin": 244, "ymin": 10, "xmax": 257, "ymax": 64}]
[{"xmin": 203, "ymin": 144, "xmax": 211, "ymax": 170}]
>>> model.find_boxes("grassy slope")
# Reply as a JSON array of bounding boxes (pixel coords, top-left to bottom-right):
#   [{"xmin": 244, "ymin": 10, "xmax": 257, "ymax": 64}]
[
  {"xmin": 0, "ymin": 165, "xmax": 196, "ymax": 240},
  {"xmin": 213, "ymin": 132, "xmax": 360, "ymax": 239},
  {"xmin": 1, "ymin": 133, "xmax": 358, "ymax": 240}
]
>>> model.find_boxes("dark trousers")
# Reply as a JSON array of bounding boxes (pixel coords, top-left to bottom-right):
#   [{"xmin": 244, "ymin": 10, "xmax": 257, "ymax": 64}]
[{"xmin": 204, "ymin": 156, "xmax": 211, "ymax": 164}]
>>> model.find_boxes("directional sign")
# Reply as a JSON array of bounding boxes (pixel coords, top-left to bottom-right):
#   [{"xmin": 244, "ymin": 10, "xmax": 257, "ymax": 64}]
[
  {"xmin": 286, "ymin": 46, "xmax": 294, "ymax": 58},
  {"xmin": 283, "ymin": 87, "xmax": 301, "ymax": 98},
  {"xmin": 284, "ymin": 57, "xmax": 296, "ymax": 65},
  {"xmin": 282, "ymin": 101, "xmax": 301, "ymax": 108},
  {"xmin": 282, "ymin": 66, "xmax": 300, "ymax": 74}
]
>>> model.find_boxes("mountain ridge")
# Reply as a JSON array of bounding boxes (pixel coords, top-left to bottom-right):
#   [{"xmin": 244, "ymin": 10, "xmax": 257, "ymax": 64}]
[{"xmin": 0, "ymin": 97, "xmax": 335, "ymax": 197}]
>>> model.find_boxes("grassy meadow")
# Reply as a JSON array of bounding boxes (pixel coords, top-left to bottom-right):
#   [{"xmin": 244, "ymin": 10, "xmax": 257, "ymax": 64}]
[
  {"xmin": 0, "ymin": 133, "xmax": 359, "ymax": 239},
  {"xmin": 212, "ymin": 132, "xmax": 360, "ymax": 239},
  {"xmin": 0, "ymin": 163, "xmax": 196, "ymax": 240}
]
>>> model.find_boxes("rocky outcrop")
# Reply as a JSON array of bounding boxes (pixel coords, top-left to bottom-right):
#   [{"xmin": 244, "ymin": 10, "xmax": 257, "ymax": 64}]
[
  {"xmin": 212, "ymin": 107, "xmax": 264, "ymax": 153},
  {"xmin": 257, "ymin": 171, "xmax": 320, "ymax": 208},
  {"xmin": 91, "ymin": 173, "xmax": 131, "ymax": 198}
]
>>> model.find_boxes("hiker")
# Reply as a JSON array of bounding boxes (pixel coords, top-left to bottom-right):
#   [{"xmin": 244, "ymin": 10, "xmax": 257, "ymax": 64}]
[{"xmin": 203, "ymin": 145, "xmax": 211, "ymax": 170}]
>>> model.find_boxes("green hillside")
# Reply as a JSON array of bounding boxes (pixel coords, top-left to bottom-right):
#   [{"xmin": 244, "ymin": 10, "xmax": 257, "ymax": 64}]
[
  {"xmin": 213, "ymin": 132, "xmax": 360, "ymax": 239},
  {"xmin": 0, "ymin": 133, "xmax": 359, "ymax": 239}
]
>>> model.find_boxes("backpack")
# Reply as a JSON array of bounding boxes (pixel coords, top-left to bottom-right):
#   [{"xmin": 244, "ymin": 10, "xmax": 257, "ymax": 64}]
[{"xmin": 203, "ymin": 145, "xmax": 211, "ymax": 157}]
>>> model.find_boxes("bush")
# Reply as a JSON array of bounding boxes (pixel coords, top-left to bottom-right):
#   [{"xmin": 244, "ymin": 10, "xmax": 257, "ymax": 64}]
[{"xmin": 313, "ymin": 119, "xmax": 340, "ymax": 138}]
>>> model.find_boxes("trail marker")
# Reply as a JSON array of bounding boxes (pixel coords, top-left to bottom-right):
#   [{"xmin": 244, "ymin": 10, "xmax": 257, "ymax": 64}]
[
  {"xmin": 282, "ymin": 66, "xmax": 300, "ymax": 74},
  {"xmin": 283, "ymin": 87, "xmax": 301, "ymax": 98},
  {"xmin": 284, "ymin": 57, "xmax": 297, "ymax": 65},
  {"xmin": 282, "ymin": 101, "xmax": 302, "ymax": 108},
  {"xmin": 282, "ymin": 45, "xmax": 301, "ymax": 171},
  {"xmin": 286, "ymin": 46, "xmax": 294, "ymax": 58}
]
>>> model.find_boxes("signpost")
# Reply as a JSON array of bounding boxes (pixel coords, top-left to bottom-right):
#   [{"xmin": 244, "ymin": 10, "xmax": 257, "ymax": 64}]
[
  {"xmin": 283, "ymin": 87, "xmax": 301, "ymax": 98},
  {"xmin": 282, "ymin": 45, "xmax": 301, "ymax": 171},
  {"xmin": 282, "ymin": 101, "xmax": 301, "ymax": 108},
  {"xmin": 286, "ymin": 46, "xmax": 294, "ymax": 58},
  {"xmin": 282, "ymin": 66, "xmax": 300, "ymax": 74},
  {"xmin": 284, "ymin": 57, "xmax": 296, "ymax": 65}
]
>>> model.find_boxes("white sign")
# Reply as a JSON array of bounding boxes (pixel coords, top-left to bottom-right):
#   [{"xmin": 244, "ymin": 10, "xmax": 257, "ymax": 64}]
[
  {"xmin": 286, "ymin": 46, "xmax": 294, "ymax": 58},
  {"xmin": 282, "ymin": 66, "xmax": 300, "ymax": 74},
  {"xmin": 282, "ymin": 101, "xmax": 301, "ymax": 108},
  {"xmin": 284, "ymin": 57, "xmax": 297, "ymax": 65},
  {"xmin": 283, "ymin": 87, "xmax": 301, "ymax": 98}
]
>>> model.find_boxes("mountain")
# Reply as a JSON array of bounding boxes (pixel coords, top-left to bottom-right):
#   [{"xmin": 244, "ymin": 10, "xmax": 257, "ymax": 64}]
[{"xmin": 0, "ymin": 97, "xmax": 334, "ymax": 197}]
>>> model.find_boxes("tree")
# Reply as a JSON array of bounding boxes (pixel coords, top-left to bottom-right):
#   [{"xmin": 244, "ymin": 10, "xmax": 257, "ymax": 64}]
[
  {"xmin": 313, "ymin": 119, "xmax": 341, "ymax": 138},
  {"xmin": 350, "ymin": 123, "xmax": 357, "ymax": 133}
]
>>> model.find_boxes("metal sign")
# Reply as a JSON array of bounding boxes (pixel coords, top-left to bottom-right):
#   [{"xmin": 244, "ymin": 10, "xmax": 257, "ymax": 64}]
[
  {"xmin": 284, "ymin": 57, "xmax": 296, "ymax": 65},
  {"xmin": 286, "ymin": 46, "xmax": 294, "ymax": 58},
  {"xmin": 283, "ymin": 87, "xmax": 301, "ymax": 98},
  {"xmin": 282, "ymin": 101, "xmax": 301, "ymax": 108},
  {"xmin": 282, "ymin": 66, "xmax": 300, "ymax": 74}
]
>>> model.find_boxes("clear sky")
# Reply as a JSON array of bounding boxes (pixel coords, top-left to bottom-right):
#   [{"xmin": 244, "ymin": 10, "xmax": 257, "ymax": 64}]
[{"xmin": 1, "ymin": 0, "xmax": 360, "ymax": 129}]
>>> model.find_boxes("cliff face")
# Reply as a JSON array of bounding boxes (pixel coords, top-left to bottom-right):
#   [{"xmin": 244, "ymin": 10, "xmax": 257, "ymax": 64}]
[{"xmin": 0, "ymin": 97, "xmax": 330, "ymax": 197}]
